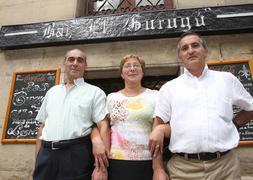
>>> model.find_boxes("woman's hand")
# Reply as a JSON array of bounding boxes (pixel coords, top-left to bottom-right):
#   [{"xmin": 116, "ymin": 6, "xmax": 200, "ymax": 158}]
[
  {"xmin": 153, "ymin": 168, "xmax": 169, "ymax": 180},
  {"xmin": 92, "ymin": 167, "xmax": 108, "ymax": 180},
  {"xmin": 149, "ymin": 125, "xmax": 165, "ymax": 157},
  {"xmin": 92, "ymin": 135, "xmax": 109, "ymax": 169}
]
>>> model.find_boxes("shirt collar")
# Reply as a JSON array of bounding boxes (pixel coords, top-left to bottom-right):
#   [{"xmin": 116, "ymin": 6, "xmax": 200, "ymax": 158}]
[
  {"xmin": 73, "ymin": 78, "xmax": 85, "ymax": 86},
  {"xmin": 184, "ymin": 65, "xmax": 209, "ymax": 79},
  {"xmin": 61, "ymin": 77, "xmax": 85, "ymax": 86}
]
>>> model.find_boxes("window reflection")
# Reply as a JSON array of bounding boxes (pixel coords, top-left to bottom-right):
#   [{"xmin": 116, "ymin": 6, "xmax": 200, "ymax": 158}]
[
  {"xmin": 136, "ymin": 0, "xmax": 164, "ymax": 6},
  {"xmin": 89, "ymin": 0, "xmax": 173, "ymax": 16},
  {"xmin": 94, "ymin": 0, "xmax": 120, "ymax": 11}
]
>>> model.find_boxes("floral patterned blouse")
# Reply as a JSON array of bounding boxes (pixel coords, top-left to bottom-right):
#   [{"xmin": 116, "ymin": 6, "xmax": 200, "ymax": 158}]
[{"xmin": 107, "ymin": 88, "xmax": 157, "ymax": 160}]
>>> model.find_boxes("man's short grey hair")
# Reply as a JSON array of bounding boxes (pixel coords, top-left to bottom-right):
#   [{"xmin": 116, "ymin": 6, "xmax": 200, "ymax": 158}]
[
  {"xmin": 64, "ymin": 48, "xmax": 87, "ymax": 62},
  {"xmin": 176, "ymin": 32, "xmax": 208, "ymax": 54}
]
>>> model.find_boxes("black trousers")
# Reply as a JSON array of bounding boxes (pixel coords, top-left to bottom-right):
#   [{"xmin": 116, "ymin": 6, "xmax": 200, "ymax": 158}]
[
  {"xmin": 108, "ymin": 159, "xmax": 153, "ymax": 180},
  {"xmin": 33, "ymin": 140, "xmax": 94, "ymax": 180}
]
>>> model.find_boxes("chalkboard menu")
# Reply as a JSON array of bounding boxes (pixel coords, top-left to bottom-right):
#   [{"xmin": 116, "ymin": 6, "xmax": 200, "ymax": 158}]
[
  {"xmin": 1, "ymin": 69, "xmax": 60, "ymax": 143},
  {"xmin": 208, "ymin": 59, "xmax": 253, "ymax": 145}
]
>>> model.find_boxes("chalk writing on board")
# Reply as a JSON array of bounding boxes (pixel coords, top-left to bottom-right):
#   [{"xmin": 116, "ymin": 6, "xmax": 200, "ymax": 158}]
[{"xmin": 2, "ymin": 70, "xmax": 60, "ymax": 142}]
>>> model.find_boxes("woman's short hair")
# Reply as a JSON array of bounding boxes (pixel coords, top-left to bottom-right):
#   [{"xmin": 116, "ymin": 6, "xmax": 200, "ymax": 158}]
[{"xmin": 119, "ymin": 54, "xmax": 145, "ymax": 74}]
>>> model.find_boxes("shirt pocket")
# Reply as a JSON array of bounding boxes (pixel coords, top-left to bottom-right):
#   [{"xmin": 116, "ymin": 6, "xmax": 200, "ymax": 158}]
[{"xmin": 69, "ymin": 97, "xmax": 92, "ymax": 121}]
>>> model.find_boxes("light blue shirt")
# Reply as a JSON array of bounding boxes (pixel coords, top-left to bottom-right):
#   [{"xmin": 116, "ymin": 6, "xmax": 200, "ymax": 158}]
[{"xmin": 36, "ymin": 78, "xmax": 107, "ymax": 141}]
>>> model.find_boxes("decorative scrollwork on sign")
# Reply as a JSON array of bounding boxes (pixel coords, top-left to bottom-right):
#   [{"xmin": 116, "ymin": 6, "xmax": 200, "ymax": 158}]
[{"xmin": 43, "ymin": 23, "xmax": 72, "ymax": 39}]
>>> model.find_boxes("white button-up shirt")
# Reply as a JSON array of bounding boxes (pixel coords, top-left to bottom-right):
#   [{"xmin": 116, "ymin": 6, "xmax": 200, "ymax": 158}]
[
  {"xmin": 36, "ymin": 78, "xmax": 107, "ymax": 141},
  {"xmin": 155, "ymin": 66, "xmax": 253, "ymax": 153}
]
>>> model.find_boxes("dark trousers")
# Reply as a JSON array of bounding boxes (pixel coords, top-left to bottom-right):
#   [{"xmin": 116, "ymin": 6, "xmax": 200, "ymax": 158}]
[
  {"xmin": 33, "ymin": 140, "xmax": 94, "ymax": 180},
  {"xmin": 108, "ymin": 159, "xmax": 153, "ymax": 180}
]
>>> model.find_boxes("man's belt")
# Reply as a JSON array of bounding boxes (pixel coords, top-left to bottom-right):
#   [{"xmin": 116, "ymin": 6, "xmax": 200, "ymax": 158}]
[
  {"xmin": 42, "ymin": 136, "xmax": 90, "ymax": 150},
  {"xmin": 176, "ymin": 150, "xmax": 230, "ymax": 161}
]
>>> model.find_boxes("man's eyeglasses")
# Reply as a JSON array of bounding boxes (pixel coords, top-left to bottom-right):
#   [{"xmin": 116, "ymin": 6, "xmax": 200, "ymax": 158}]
[
  {"xmin": 123, "ymin": 63, "xmax": 141, "ymax": 69},
  {"xmin": 66, "ymin": 56, "xmax": 86, "ymax": 64}
]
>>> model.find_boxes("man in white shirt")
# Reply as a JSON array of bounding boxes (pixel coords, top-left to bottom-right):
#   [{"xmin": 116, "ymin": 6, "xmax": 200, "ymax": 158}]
[
  {"xmin": 152, "ymin": 32, "xmax": 253, "ymax": 180},
  {"xmin": 33, "ymin": 49, "xmax": 108, "ymax": 180}
]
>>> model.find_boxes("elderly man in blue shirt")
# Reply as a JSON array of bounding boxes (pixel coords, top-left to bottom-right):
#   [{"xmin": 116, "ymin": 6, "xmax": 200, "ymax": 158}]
[{"xmin": 33, "ymin": 49, "xmax": 109, "ymax": 180}]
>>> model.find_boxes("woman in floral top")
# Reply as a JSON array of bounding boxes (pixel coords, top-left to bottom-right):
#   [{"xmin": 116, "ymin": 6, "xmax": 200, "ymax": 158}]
[{"xmin": 91, "ymin": 55, "xmax": 168, "ymax": 180}]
